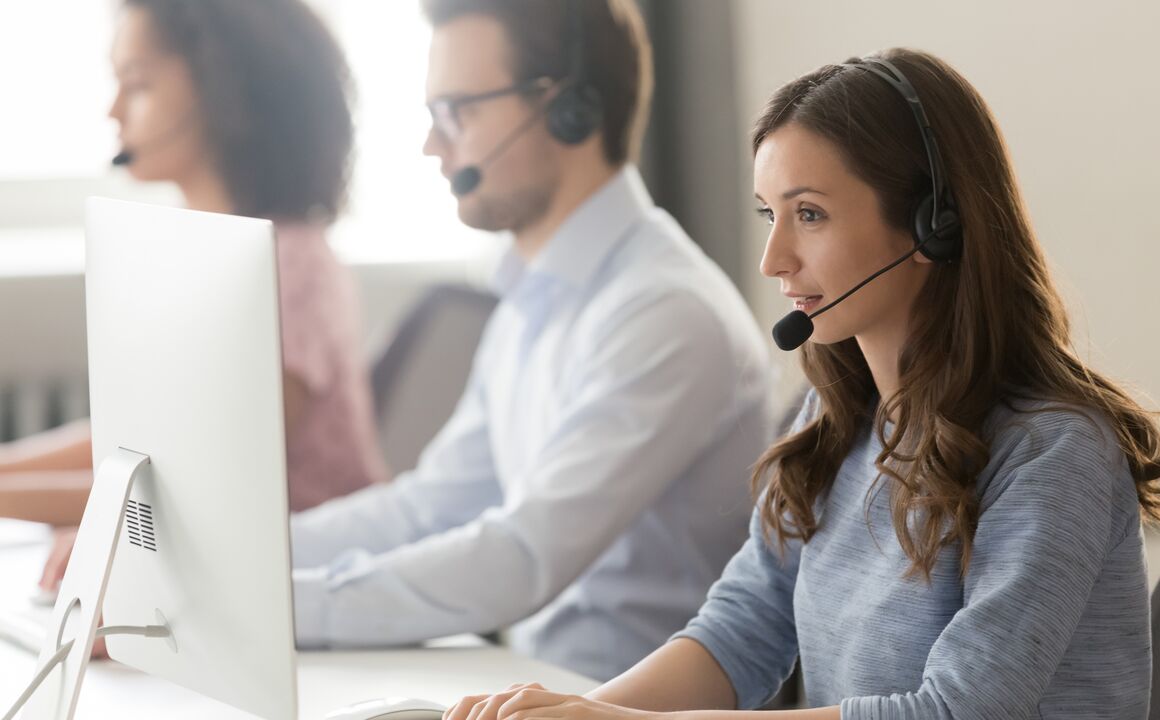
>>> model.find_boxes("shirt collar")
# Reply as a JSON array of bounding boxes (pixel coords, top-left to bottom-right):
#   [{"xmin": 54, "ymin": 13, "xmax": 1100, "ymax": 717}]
[{"xmin": 490, "ymin": 164, "xmax": 653, "ymax": 297}]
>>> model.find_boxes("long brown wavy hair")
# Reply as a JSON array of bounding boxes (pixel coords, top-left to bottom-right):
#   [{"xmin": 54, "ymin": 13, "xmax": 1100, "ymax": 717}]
[{"xmin": 752, "ymin": 48, "xmax": 1160, "ymax": 580}]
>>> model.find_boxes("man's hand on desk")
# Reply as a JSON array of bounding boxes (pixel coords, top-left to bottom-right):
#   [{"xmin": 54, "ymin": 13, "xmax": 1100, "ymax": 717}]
[{"xmin": 39, "ymin": 526, "xmax": 108, "ymax": 659}]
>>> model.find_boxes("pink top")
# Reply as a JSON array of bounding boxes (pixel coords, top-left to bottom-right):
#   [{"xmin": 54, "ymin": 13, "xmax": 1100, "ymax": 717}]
[{"xmin": 274, "ymin": 222, "xmax": 388, "ymax": 511}]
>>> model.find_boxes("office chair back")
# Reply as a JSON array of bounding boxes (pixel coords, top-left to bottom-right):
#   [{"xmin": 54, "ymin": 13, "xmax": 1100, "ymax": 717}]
[{"xmin": 371, "ymin": 284, "xmax": 498, "ymax": 474}]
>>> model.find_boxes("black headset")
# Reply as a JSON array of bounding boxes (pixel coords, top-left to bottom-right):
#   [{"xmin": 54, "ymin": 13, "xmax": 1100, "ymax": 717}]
[
  {"xmin": 545, "ymin": 0, "xmax": 604, "ymax": 145},
  {"xmin": 847, "ymin": 58, "xmax": 963, "ymax": 263}
]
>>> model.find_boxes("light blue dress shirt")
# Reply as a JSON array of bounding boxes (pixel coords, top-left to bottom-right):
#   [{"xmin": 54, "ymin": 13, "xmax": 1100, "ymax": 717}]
[{"xmin": 290, "ymin": 165, "xmax": 777, "ymax": 681}]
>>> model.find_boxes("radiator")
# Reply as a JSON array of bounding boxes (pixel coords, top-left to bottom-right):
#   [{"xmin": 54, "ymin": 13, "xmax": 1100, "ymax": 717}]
[{"xmin": 0, "ymin": 376, "xmax": 89, "ymax": 442}]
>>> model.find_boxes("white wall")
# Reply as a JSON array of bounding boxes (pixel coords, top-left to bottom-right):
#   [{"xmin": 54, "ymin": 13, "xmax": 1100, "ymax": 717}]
[{"xmin": 729, "ymin": 0, "xmax": 1160, "ymax": 406}]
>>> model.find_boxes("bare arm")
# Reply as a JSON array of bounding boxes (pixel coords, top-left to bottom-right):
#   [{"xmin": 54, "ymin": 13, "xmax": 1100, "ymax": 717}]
[
  {"xmin": 0, "ymin": 420, "xmax": 96, "ymax": 524},
  {"xmin": 588, "ymin": 639, "xmax": 738, "ymax": 712},
  {"xmin": 672, "ymin": 708, "xmax": 839, "ymax": 720},
  {"xmin": 589, "ymin": 641, "xmax": 833, "ymax": 717},
  {"xmin": 0, "ymin": 418, "xmax": 94, "ymax": 525},
  {"xmin": 0, "ymin": 419, "xmax": 93, "ymax": 473},
  {"xmin": 450, "ymin": 678, "xmax": 839, "ymax": 720},
  {"xmin": 0, "ymin": 471, "xmax": 92, "ymax": 525}
]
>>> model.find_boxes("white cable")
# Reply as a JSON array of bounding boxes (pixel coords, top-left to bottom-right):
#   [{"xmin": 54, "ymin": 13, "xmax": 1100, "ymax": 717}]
[
  {"xmin": 2, "ymin": 639, "xmax": 73, "ymax": 720},
  {"xmin": 95, "ymin": 624, "xmax": 170, "ymax": 639},
  {"xmin": 2, "ymin": 624, "xmax": 170, "ymax": 719}
]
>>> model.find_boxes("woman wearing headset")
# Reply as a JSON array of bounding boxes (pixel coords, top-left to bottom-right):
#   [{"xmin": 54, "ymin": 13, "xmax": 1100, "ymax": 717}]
[
  {"xmin": 0, "ymin": 0, "xmax": 389, "ymax": 582},
  {"xmin": 442, "ymin": 48, "xmax": 1158, "ymax": 719}
]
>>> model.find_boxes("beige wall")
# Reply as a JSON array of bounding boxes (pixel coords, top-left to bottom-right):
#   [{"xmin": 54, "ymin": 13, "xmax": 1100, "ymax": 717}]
[{"xmin": 728, "ymin": 0, "xmax": 1160, "ymax": 406}]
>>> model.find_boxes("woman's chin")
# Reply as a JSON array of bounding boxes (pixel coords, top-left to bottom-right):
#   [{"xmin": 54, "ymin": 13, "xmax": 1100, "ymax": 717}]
[{"xmin": 805, "ymin": 327, "xmax": 850, "ymax": 346}]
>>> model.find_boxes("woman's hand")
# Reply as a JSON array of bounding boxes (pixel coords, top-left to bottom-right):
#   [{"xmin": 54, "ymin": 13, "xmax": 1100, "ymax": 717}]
[
  {"xmin": 444, "ymin": 684, "xmax": 659, "ymax": 720},
  {"xmin": 39, "ymin": 526, "xmax": 78, "ymax": 594}
]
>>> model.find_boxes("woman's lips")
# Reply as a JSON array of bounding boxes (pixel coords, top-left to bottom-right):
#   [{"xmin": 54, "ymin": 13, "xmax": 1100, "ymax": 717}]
[{"xmin": 792, "ymin": 295, "xmax": 823, "ymax": 313}]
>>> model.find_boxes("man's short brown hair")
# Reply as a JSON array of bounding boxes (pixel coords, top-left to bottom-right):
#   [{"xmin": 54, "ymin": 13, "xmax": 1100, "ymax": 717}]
[{"xmin": 422, "ymin": 0, "xmax": 653, "ymax": 166}]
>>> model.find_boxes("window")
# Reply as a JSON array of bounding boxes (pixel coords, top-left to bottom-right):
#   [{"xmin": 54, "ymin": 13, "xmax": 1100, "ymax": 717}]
[{"xmin": 0, "ymin": 2, "xmax": 117, "ymax": 180}]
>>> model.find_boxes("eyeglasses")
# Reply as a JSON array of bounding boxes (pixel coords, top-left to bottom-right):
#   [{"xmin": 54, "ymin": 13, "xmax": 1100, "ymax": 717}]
[{"xmin": 426, "ymin": 76, "xmax": 553, "ymax": 141}]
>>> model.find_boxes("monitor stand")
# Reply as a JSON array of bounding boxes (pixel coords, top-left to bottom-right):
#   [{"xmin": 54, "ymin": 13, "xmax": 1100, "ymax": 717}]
[{"xmin": 19, "ymin": 448, "xmax": 154, "ymax": 720}]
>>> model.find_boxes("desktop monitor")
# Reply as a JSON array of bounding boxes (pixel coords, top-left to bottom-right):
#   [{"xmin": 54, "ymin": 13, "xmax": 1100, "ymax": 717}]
[{"xmin": 22, "ymin": 198, "xmax": 298, "ymax": 719}]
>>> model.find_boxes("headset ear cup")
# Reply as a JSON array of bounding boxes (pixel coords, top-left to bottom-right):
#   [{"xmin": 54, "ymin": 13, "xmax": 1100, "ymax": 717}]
[
  {"xmin": 547, "ymin": 83, "xmax": 604, "ymax": 145},
  {"xmin": 912, "ymin": 193, "xmax": 963, "ymax": 263}
]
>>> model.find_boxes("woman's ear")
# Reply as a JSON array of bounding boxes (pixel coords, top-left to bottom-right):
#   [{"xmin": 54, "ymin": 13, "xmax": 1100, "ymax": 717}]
[
  {"xmin": 912, "ymin": 248, "xmax": 935, "ymax": 265},
  {"xmin": 900, "ymin": 227, "xmax": 934, "ymax": 264}
]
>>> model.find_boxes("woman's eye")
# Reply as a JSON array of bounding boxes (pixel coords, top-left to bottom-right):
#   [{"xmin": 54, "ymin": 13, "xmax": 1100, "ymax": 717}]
[
  {"xmin": 755, "ymin": 207, "xmax": 774, "ymax": 225},
  {"xmin": 798, "ymin": 207, "xmax": 824, "ymax": 223}
]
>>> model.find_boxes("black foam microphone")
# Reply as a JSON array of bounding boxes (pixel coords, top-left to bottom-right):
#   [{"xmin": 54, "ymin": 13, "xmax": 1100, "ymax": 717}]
[
  {"xmin": 772, "ymin": 241, "xmax": 929, "ymax": 351},
  {"xmin": 450, "ymin": 166, "xmax": 482, "ymax": 196},
  {"xmin": 109, "ymin": 115, "xmax": 196, "ymax": 168},
  {"xmin": 450, "ymin": 93, "xmax": 557, "ymax": 197},
  {"xmin": 771, "ymin": 309, "xmax": 815, "ymax": 352}
]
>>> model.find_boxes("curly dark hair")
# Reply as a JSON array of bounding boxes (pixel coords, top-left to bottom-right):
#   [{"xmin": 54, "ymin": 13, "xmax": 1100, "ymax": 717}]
[{"xmin": 124, "ymin": 0, "xmax": 355, "ymax": 221}]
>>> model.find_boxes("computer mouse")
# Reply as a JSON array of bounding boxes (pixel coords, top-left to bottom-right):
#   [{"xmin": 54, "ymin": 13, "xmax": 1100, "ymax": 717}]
[{"xmin": 323, "ymin": 697, "xmax": 446, "ymax": 720}]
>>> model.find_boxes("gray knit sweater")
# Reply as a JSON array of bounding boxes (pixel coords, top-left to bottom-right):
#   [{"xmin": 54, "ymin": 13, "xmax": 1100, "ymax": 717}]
[{"xmin": 676, "ymin": 393, "xmax": 1150, "ymax": 719}]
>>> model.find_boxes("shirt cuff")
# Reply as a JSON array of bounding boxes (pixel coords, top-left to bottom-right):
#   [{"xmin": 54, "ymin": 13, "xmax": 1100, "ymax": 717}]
[
  {"xmin": 841, "ymin": 694, "xmax": 922, "ymax": 720},
  {"xmin": 840, "ymin": 697, "xmax": 865, "ymax": 719}
]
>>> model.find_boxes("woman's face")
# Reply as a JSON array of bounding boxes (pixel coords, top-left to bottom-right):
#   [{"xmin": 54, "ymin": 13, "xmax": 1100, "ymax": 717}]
[
  {"xmin": 756, "ymin": 122, "xmax": 932, "ymax": 349},
  {"xmin": 107, "ymin": 7, "xmax": 209, "ymax": 183}
]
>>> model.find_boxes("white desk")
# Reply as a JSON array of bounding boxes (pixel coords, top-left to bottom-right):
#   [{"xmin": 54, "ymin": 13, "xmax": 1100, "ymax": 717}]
[{"xmin": 0, "ymin": 521, "xmax": 596, "ymax": 719}]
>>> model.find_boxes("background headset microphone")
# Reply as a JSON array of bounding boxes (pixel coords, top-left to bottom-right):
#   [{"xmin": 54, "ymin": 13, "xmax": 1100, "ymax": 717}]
[{"xmin": 110, "ymin": 113, "xmax": 197, "ymax": 167}]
